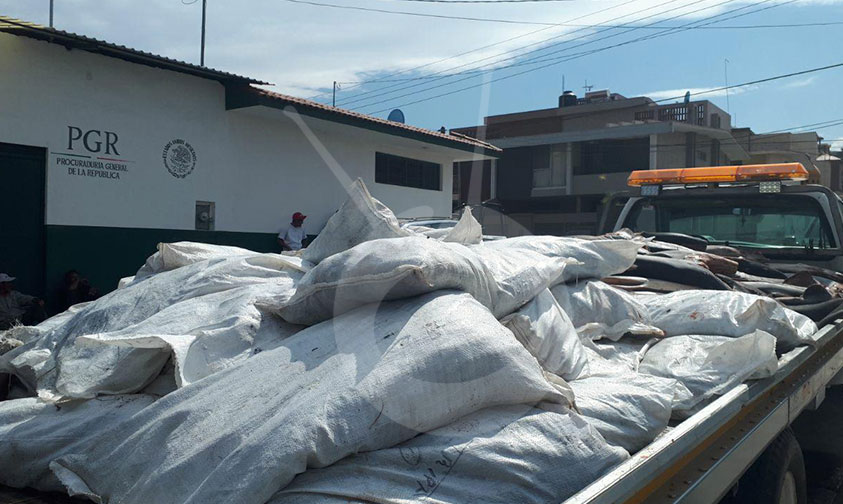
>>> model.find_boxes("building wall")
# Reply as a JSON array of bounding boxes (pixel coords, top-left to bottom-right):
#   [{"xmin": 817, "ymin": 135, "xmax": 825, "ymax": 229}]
[
  {"xmin": 653, "ymin": 132, "xmax": 689, "ymax": 169},
  {"xmin": 0, "ymin": 32, "xmax": 457, "ymax": 302},
  {"xmin": 0, "ymin": 33, "xmax": 454, "ymax": 233}
]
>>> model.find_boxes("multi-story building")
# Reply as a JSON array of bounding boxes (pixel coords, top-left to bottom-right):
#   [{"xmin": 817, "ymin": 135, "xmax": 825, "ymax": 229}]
[{"xmin": 452, "ymin": 89, "xmax": 822, "ymax": 235}]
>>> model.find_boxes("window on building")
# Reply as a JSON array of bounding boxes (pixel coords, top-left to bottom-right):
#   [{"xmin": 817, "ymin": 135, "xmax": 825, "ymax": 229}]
[
  {"xmin": 634, "ymin": 110, "xmax": 654, "ymax": 121},
  {"xmin": 658, "ymin": 106, "xmax": 687, "ymax": 122},
  {"xmin": 574, "ymin": 138, "xmax": 649, "ymax": 175},
  {"xmin": 452, "ymin": 163, "xmax": 461, "ymax": 201},
  {"xmin": 533, "ymin": 144, "xmax": 567, "ymax": 189},
  {"xmin": 696, "ymin": 104, "xmax": 705, "ymax": 126},
  {"xmin": 711, "ymin": 114, "xmax": 722, "ymax": 129},
  {"xmin": 375, "ymin": 152, "xmax": 441, "ymax": 191}
]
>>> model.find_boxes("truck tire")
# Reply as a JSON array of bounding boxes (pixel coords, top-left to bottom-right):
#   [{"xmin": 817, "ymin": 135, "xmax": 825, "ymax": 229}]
[
  {"xmin": 0, "ymin": 373, "xmax": 8, "ymax": 401},
  {"xmin": 730, "ymin": 427, "xmax": 807, "ymax": 504}
]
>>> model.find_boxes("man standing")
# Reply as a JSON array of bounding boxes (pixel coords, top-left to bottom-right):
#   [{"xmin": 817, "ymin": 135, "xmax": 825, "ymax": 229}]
[
  {"xmin": 0, "ymin": 273, "xmax": 46, "ymax": 329},
  {"xmin": 278, "ymin": 212, "xmax": 307, "ymax": 251}
]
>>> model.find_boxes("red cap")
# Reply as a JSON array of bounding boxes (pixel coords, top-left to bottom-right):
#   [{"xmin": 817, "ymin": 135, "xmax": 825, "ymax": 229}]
[{"xmin": 292, "ymin": 212, "xmax": 307, "ymax": 221}]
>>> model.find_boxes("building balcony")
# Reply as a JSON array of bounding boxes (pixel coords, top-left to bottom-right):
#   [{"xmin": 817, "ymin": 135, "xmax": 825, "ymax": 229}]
[{"xmin": 633, "ymin": 102, "xmax": 725, "ymax": 129}]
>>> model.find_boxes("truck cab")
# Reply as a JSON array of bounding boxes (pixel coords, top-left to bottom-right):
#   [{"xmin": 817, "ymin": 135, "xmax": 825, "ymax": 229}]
[{"xmin": 613, "ymin": 163, "xmax": 843, "ymax": 271}]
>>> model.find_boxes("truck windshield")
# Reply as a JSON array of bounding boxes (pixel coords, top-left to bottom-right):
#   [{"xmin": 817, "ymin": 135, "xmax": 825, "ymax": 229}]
[{"xmin": 623, "ymin": 195, "xmax": 836, "ymax": 249}]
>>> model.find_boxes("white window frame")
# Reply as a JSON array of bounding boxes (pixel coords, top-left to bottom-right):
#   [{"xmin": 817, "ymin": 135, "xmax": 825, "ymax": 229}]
[{"xmin": 532, "ymin": 143, "xmax": 567, "ymax": 190}]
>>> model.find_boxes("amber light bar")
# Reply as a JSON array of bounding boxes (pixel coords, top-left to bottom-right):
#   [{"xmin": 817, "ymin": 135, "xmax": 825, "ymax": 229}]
[{"xmin": 627, "ymin": 163, "xmax": 809, "ymax": 187}]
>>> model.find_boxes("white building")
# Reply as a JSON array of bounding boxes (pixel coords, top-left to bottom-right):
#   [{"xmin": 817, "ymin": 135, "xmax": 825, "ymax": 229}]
[{"xmin": 0, "ymin": 16, "xmax": 498, "ymax": 306}]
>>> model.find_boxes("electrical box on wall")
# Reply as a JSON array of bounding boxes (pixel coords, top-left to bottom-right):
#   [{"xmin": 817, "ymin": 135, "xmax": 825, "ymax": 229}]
[{"xmin": 195, "ymin": 201, "xmax": 215, "ymax": 231}]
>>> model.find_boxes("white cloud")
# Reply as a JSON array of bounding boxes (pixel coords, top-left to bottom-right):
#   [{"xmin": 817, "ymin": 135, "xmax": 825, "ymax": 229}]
[
  {"xmin": 783, "ymin": 76, "xmax": 817, "ymax": 89},
  {"xmin": 641, "ymin": 86, "xmax": 755, "ymax": 102},
  {"xmin": 0, "ymin": 0, "xmax": 785, "ymax": 103}
]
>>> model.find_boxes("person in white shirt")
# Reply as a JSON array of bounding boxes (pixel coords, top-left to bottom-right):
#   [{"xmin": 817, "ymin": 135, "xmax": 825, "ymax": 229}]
[
  {"xmin": 278, "ymin": 212, "xmax": 307, "ymax": 251},
  {"xmin": 0, "ymin": 273, "xmax": 46, "ymax": 329}
]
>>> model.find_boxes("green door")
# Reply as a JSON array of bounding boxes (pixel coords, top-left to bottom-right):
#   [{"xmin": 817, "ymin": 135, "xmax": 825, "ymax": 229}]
[{"xmin": 0, "ymin": 142, "xmax": 46, "ymax": 298}]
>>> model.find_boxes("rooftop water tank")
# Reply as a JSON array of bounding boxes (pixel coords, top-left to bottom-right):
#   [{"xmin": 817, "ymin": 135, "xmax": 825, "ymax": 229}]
[{"xmin": 559, "ymin": 91, "xmax": 577, "ymax": 107}]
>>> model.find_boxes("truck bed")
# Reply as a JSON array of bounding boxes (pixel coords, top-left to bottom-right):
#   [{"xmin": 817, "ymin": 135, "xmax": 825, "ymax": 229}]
[{"xmin": 566, "ymin": 317, "xmax": 843, "ymax": 503}]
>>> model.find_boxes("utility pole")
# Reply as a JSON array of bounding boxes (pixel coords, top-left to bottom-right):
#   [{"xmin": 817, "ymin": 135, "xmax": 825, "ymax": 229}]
[
  {"xmin": 200, "ymin": 0, "xmax": 207, "ymax": 66},
  {"xmin": 332, "ymin": 81, "xmax": 337, "ymax": 107},
  {"xmin": 49, "ymin": 0, "xmax": 54, "ymax": 28}
]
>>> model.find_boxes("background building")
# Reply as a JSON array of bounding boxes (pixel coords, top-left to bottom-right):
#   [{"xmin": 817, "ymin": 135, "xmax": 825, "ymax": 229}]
[
  {"xmin": 452, "ymin": 89, "xmax": 822, "ymax": 235},
  {"xmin": 0, "ymin": 16, "xmax": 497, "ymax": 308}
]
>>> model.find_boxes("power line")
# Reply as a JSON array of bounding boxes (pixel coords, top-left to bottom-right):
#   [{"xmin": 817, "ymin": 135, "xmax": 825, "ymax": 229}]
[
  {"xmin": 303, "ymin": 2, "xmax": 836, "ymax": 100},
  {"xmin": 382, "ymin": 0, "xmax": 574, "ymax": 3},
  {"xmin": 651, "ymin": 62, "xmax": 843, "ymax": 104},
  {"xmin": 498, "ymin": 0, "xmax": 790, "ymax": 79},
  {"xmin": 337, "ymin": 0, "xmax": 711, "ymax": 106},
  {"xmin": 354, "ymin": 0, "xmax": 769, "ymax": 111},
  {"xmin": 285, "ymin": 0, "xmax": 573, "ymax": 25},
  {"xmin": 291, "ymin": 0, "xmax": 842, "ymax": 30},
  {"xmin": 371, "ymin": 57, "xmax": 842, "ymax": 118},
  {"xmin": 351, "ymin": 0, "xmax": 788, "ymax": 109},
  {"xmin": 307, "ymin": 0, "xmax": 645, "ymax": 101},
  {"xmin": 321, "ymin": 0, "xmax": 722, "ymax": 103},
  {"xmin": 325, "ymin": 20, "xmax": 841, "ymax": 89},
  {"xmin": 306, "ymin": 13, "xmax": 595, "ymax": 99},
  {"xmin": 764, "ymin": 117, "xmax": 843, "ymax": 134},
  {"xmin": 363, "ymin": 0, "xmax": 794, "ymax": 113}
]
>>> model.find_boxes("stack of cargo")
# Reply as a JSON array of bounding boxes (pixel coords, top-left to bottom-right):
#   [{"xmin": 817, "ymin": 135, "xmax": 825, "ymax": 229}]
[{"xmin": 0, "ymin": 179, "xmax": 825, "ymax": 503}]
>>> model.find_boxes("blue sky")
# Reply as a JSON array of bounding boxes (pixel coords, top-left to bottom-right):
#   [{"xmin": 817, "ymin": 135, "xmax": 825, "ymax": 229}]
[{"xmin": 2, "ymin": 0, "xmax": 842, "ymax": 144}]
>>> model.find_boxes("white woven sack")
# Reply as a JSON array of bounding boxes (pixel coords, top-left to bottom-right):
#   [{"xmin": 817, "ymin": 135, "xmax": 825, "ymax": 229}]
[
  {"xmin": 302, "ymin": 178, "xmax": 412, "ymax": 264},
  {"xmin": 0, "ymin": 395, "xmax": 155, "ymax": 492},
  {"xmin": 502, "ymin": 288, "xmax": 589, "ymax": 380},
  {"xmin": 52, "ymin": 291, "xmax": 567, "ymax": 504},
  {"xmin": 644, "ymin": 290, "xmax": 816, "ymax": 350},
  {"xmin": 551, "ymin": 280, "xmax": 663, "ymax": 341},
  {"xmin": 269, "ymin": 405, "xmax": 629, "ymax": 504},
  {"xmin": 639, "ymin": 331, "xmax": 778, "ymax": 411}
]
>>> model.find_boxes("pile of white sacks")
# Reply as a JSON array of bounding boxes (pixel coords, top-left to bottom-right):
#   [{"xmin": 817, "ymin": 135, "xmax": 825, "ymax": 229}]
[{"xmin": 0, "ymin": 179, "xmax": 817, "ymax": 503}]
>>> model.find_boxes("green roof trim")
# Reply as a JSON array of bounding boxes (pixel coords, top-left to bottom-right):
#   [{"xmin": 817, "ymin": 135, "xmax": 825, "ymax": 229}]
[{"xmin": 225, "ymin": 85, "xmax": 501, "ymax": 157}]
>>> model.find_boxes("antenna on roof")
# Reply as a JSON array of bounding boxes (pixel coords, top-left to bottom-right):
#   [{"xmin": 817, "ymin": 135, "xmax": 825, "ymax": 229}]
[
  {"xmin": 724, "ymin": 58, "xmax": 731, "ymax": 114},
  {"xmin": 333, "ymin": 81, "xmax": 340, "ymax": 107},
  {"xmin": 583, "ymin": 79, "xmax": 593, "ymax": 93}
]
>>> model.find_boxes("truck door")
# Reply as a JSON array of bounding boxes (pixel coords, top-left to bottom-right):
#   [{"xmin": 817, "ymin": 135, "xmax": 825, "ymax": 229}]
[
  {"xmin": 0, "ymin": 142, "xmax": 46, "ymax": 298},
  {"xmin": 597, "ymin": 191, "xmax": 631, "ymax": 234}
]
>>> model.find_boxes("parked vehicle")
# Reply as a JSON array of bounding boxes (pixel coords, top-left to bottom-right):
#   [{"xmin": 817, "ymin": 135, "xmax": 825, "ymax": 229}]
[
  {"xmin": 569, "ymin": 163, "xmax": 843, "ymax": 504},
  {"xmin": 399, "ymin": 217, "xmax": 459, "ymax": 231}
]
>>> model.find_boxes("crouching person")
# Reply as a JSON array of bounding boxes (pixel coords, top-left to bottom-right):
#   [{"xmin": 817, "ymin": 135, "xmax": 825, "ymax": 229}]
[{"xmin": 0, "ymin": 273, "xmax": 46, "ymax": 330}]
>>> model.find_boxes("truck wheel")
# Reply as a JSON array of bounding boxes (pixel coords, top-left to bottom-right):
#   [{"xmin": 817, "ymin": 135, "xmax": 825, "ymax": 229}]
[
  {"xmin": 0, "ymin": 373, "xmax": 8, "ymax": 401},
  {"xmin": 731, "ymin": 427, "xmax": 807, "ymax": 504}
]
